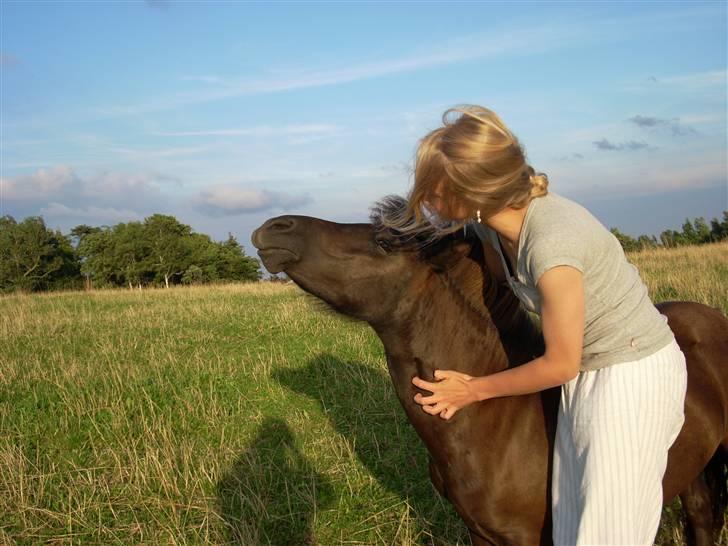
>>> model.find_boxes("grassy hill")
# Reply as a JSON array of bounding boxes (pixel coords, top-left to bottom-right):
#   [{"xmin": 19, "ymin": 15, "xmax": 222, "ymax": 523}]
[{"xmin": 1, "ymin": 242, "xmax": 726, "ymax": 545}]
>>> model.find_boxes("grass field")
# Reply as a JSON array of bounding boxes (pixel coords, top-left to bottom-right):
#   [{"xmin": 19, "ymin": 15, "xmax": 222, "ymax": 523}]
[{"xmin": 1, "ymin": 242, "xmax": 727, "ymax": 545}]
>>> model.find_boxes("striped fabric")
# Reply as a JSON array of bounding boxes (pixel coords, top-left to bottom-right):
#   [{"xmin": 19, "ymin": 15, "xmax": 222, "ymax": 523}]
[{"xmin": 551, "ymin": 337, "xmax": 688, "ymax": 545}]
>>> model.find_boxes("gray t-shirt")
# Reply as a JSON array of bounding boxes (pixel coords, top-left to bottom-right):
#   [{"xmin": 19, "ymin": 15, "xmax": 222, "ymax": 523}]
[{"xmin": 471, "ymin": 192, "xmax": 675, "ymax": 371}]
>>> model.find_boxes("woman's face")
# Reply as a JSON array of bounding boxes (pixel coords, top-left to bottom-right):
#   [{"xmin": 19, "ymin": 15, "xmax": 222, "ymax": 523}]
[{"xmin": 427, "ymin": 184, "xmax": 471, "ymax": 222}]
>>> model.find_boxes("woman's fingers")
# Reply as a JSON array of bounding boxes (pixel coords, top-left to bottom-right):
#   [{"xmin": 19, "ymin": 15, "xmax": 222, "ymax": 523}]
[
  {"xmin": 422, "ymin": 402, "xmax": 447, "ymax": 415},
  {"xmin": 416, "ymin": 370, "xmax": 471, "ymax": 385},
  {"xmin": 411, "ymin": 375, "xmax": 437, "ymax": 391},
  {"xmin": 434, "ymin": 369, "xmax": 471, "ymax": 381},
  {"xmin": 414, "ymin": 392, "xmax": 441, "ymax": 405},
  {"xmin": 441, "ymin": 406, "xmax": 457, "ymax": 420},
  {"xmin": 412, "ymin": 372, "xmax": 470, "ymax": 419},
  {"xmin": 425, "ymin": 403, "xmax": 459, "ymax": 419},
  {"xmin": 433, "ymin": 369, "xmax": 450, "ymax": 380}
]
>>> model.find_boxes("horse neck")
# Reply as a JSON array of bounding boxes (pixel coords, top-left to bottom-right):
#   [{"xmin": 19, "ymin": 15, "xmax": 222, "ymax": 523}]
[
  {"xmin": 375, "ymin": 267, "xmax": 510, "ymax": 387},
  {"xmin": 415, "ymin": 256, "xmax": 544, "ymax": 377},
  {"xmin": 373, "ymin": 253, "xmax": 543, "ymax": 391}
]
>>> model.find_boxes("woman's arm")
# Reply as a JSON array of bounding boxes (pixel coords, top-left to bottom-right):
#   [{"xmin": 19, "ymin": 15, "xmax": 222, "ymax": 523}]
[{"xmin": 412, "ymin": 265, "xmax": 585, "ymax": 420}]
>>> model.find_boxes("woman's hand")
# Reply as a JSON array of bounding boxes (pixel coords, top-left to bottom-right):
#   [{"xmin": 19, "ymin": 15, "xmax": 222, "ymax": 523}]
[{"xmin": 412, "ymin": 369, "xmax": 481, "ymax": 420}]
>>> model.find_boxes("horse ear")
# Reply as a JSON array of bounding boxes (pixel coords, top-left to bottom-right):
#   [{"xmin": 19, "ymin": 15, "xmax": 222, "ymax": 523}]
[{"xmin": 426, "ymin": 239, "xmax": 474, "ymax": 271}]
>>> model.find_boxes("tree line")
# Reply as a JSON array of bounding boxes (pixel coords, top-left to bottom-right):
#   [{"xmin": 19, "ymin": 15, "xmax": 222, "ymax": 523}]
[
  {"xmin": 609, "ymin": 211, "xmax": 728, "ymax": 253},
  {"xmin": 1, "ymin": 210, "xmax": 726, "ymax": 294},
  {"xmin": 0, "ymin": 214, "xmax": 261, "ymax": 293}
]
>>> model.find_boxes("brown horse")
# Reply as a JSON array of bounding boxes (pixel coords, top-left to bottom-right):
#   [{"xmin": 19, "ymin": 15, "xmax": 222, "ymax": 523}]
[{"xmin": 251, "ymin": 197, "xmax": 728, "ymax": 545}]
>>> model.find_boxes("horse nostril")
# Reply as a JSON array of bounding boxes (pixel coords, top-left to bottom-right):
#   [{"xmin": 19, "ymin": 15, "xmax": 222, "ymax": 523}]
[{"xmin": 267, "ymin": 217, "xmax": 296, "ymax": 233}]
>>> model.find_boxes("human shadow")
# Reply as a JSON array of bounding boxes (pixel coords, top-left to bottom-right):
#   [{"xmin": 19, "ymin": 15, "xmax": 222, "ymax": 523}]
[
  {"xmin": 217, "ymin": 416, "xmax": 334, "ymax": 545},
  {"xmin": 272, "ymin": 353, "xmax": 469, "ymax": 542}
]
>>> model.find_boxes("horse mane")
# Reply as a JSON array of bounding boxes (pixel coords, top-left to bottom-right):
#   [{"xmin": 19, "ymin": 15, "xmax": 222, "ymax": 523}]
[{"xmin": 369, "ymin": 194, "xmax": 442, "ymax": 251}]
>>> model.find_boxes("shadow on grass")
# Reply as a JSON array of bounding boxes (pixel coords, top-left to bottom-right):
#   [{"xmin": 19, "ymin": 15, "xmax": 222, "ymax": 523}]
[
  {"xmin": 273, "ymin": 353, "xmax": 468, "ymax": 543},
  {"xmin": 217, "ymin": 416, "xmax": 334, "ymax": 545}
]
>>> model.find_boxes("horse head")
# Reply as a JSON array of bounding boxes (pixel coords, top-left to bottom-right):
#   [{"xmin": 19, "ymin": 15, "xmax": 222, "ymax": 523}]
[{"xmin": 251, "ymin": 195, "xmax": 481, "ymax": 327}]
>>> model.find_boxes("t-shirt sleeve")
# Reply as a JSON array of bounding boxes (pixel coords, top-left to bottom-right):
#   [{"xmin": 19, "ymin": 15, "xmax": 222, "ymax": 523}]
[{"xmin": 526, "ymin": 231, "xmax": 586, "ymax": 286}]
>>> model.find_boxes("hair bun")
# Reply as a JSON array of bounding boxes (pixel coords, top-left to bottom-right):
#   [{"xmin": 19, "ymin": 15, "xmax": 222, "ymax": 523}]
[{"xmin": 529, "ymin": 172, "xmax": 549, "ymax": 197}]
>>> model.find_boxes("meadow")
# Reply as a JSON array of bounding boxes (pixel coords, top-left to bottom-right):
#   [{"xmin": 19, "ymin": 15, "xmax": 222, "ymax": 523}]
[{"xmin": 1, "ymin": 242, "xmax": 727, "ymax": 545}]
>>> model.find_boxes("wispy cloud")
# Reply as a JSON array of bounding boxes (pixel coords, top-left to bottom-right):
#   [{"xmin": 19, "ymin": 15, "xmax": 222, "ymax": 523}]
[
  {"xmin": 627, "ymin": 115, "xmax": 697, "ymax": 136},
  {"xmin": 551, "ymin": 148, "xmax": 726, "ymax": 200},
  {"xmin": 153, "ymin": 124, "xmax": 340, "ymax": 138},
  {"xmin": 109, "ymin": 145, "xmax": 209, "ymax": 159},
  {"xmin": 592, "ymin": 138, "xmax": 654, "ymax": 151},
  {"xmin": 656, "ymin": 69, "xmax": 726, "ymax": 88},
  {"xmin": 194, "ymin": 185, "xmax": 311, "ymax": 216},
  {"xmin": 556, "ymin": 153, "xmax": 585, "ymax": 162},
  {"xmin": 626, "ymin": 69, "xmax": 727, "ymax": 92},
  {"xmin": 97, "ymin": 24, "xmax": 584, "ymax": 118},
  {"xmin": 680, "ymin": 113, "xmax": 726, "ymax": 124},
  {"xmin": 179, "ymin": 75, "xmax": 226, "ymax": 85}
]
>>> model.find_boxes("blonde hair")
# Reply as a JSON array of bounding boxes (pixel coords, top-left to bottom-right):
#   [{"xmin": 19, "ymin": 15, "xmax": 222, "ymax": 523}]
[{"xmin": 384, "ymin": 105, "xmax": 548, "ymax": 235}]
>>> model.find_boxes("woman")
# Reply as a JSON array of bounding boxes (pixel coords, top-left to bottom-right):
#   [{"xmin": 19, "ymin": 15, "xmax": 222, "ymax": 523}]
[{"xmin": 401, "ymin": 105, "xmax": 688, "ymax": 545}]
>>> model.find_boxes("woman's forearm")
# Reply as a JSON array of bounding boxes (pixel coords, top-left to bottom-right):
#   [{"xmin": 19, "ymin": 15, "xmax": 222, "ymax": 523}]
[{"xmin": 470, "ymin": 355, "xmax": 578, "ymax": 401}]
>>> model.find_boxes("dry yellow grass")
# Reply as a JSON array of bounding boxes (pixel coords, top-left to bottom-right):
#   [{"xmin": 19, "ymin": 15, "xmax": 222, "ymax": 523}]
[{"xmin": 628, "ymin": 241, "xmax": 728, "ymax": 314}]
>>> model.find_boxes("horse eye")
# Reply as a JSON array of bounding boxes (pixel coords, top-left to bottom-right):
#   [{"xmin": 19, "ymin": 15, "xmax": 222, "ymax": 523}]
[{"xmin": 375, "ymin": 238, "xmax": 392, "ymax": 253}]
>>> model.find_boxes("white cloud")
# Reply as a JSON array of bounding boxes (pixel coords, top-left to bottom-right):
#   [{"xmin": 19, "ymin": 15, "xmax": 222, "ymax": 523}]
[
  {"xmin": 2, "ymin": 165, "xmax": 76, "ymax": 199},
  {"xmin": 1, "ymin": 165, "xmax": 174, "ymax": 220},
  {"xmin": 194, "ymin": 185, "xmax": 312, "ymax": 216},
  {"xmin": 40, "ymin": 203, "xmax": 142, "ymax": 223}
]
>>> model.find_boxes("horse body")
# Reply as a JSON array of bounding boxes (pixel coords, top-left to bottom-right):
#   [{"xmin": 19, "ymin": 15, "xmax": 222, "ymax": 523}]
[
  {"xmin": 251, "ymin": 211, "xmax": 728, "ymax": 545},
  {"xmin": 373, "ymin": 252, "xmax": 555, "ymax": 544}
]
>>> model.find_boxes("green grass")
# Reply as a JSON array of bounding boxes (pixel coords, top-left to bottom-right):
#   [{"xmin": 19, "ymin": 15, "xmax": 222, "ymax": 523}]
[
  {"xmin": 0, "ymin": 284, "xmax": 466, "ymax": 545},
  {"xmin": 1, "ymin": 242, "xmax": 726, "ymax": 545}
]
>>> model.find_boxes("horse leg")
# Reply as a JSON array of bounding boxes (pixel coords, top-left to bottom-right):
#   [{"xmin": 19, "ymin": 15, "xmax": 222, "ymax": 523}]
[
  {"xmin": 704, "ymin": 443, "xmax": 727, "ymax": 541},
  {"xmin": 429, "ymin": 460, "xmax": 497, "ymax": 545},
  {"xmin": 428, "ymin": 458, "xmax": 446, "ymax": 499},
  {"xmin": 680, "ymin": 471, "xmax": 715, "ymax": 546}
]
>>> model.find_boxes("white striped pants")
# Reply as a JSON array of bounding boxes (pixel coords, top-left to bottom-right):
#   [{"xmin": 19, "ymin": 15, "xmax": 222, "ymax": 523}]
[{"xmin": 551, "ymin": 338, "xmax": 688, "ymax": 545}]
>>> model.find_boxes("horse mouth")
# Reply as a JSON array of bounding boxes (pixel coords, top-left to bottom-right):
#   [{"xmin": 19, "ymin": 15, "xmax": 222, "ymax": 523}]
[{"xmin": 256, "ymin": 248, "xmax": 300, "ymax": 273}]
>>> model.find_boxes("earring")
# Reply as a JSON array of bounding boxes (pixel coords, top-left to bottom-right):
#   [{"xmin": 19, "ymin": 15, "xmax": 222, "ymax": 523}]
[{"xmin": 476, "ymin": 210, "xmax": 481, "ymax": 223}]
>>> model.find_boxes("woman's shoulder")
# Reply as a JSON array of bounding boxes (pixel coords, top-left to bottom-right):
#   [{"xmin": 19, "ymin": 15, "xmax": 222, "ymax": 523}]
[
  {"xmin": 527, "ymin": 192, "xmax": 608, "ymax": 239},
  {"xmin": 521, "ymin": 193, "xmax": 616, "ymax": 278},
  {"xmin": 533, "ymin": 192, "xmax": 595, "ymax": 221}
]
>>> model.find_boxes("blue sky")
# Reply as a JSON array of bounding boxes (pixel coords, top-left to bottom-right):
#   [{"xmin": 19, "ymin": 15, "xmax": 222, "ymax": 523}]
[{"xmin": 1, "ymin": 1, "xmax": 726, "ymax": 257}]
